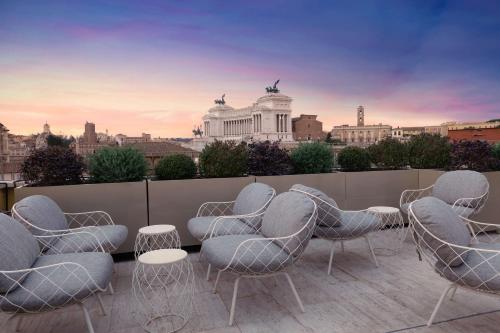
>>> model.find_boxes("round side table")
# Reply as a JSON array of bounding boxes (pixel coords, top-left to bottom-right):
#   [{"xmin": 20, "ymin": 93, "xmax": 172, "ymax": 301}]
[
  {"xmin": 132, "ymin": 249, "xmax": 195, "ymax": 333},
  {"xmin": 368, "ymin": 206, "xmax": 406, "ymax": 255},
  {"xmin": 134, "ymin": 224, "xmax": 181, "ymax": 259}
]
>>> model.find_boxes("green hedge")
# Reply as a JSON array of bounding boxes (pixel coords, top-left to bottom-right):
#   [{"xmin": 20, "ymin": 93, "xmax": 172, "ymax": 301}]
[
  {"xmin": 199, "ymin": 140, "xmax": 248, "ymax": 178},
  {"xmin": 155, "ymin": 154, "xmax": 197, "ymax": 180},
  {"xmin": 88, "ymin": 146, "xmax": 147, "ymax": 183},
  {"xmin": 290, "ymin": 142, "xmax": 333, "ymax": 174},
  {"xmin": 338, "ymin": 146, "xmax": 371, "ymax": 171}
]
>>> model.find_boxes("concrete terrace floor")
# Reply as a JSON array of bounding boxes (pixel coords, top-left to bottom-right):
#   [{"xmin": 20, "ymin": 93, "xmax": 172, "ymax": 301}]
[{"xmin": 3, "ymin": 230, "xmax": 500, "ymax": 333}]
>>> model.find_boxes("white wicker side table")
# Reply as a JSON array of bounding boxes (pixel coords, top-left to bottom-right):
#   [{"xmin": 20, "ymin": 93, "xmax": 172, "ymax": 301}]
[
  {"xmin": 134, "ymin": 224, "xmax": 181, "ymax": 259},
  {"xmin": 132, "ymin": 249, "xmax": 195, "ymax": 333},
  {"xmin": 368, "ymin": 206, "xmax": 406, "ymax": 255}
]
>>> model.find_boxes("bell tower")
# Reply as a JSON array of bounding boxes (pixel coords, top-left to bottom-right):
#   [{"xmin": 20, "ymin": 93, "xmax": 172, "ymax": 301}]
[{"xmin": 357, "ymin": 105, "xmax": 365, "ymax": 127}]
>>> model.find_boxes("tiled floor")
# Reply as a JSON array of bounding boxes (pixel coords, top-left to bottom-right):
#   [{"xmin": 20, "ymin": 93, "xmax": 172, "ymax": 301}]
[{"xmin": 2, "ymin": 230, "xmax": 500, "ymax": 333}]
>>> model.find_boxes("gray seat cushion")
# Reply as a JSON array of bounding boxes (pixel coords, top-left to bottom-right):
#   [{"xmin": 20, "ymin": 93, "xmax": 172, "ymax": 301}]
[
  {"xmin": 411, "ymin": 197, "xmax": 471, "ymax": 267},
  {"xmin": 435, "ymin": 242, "xmax": 500, "ymax": 292},
  {"xmin": 14, "ymin": 195, "xmax": 68, "ymax": 246},
  {"xmin": 402, "ymin": 201, "xmax": 475, "ymax": 218},
  {"xmin": 202, "ymin": 234, "xmax": 292, "ymax": 274},
  {"xmin": 291, "ymin": 184, "xmax": 341, "ymax": 227},
  {"xmin": 187, "ymin": 216, "xmax": 257, "ymax": 240},
  {"xmin": 0, "ymin": 252, "xmax": 113, "ymax": 312},
  {"xmin": 0, "ymin": 214, "xmax": 40, "ymax": 293},
  {"xmin": 232, "ymin": 183, "xmax": 275, "ymax": 228},
  {"xmin": 261, "ymin": 192, "xmax": 316, "ymax": 256},
  {"xmin": 45, "ymin": 225, "xmax": 128, "ymax": 254},
  {"xmin": 314, "ymin": 211, "xmax": 381, "ymax": 239},
  {"xmin": 433, "ymin": 170, "xmax": 489, "ymax": 206}
]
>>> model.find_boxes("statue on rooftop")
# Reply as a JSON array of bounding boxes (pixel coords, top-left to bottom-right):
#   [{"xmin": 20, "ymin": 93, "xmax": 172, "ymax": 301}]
[
  {"xmin": 192, "ymin": 126, "xmax": 203, "ymax": 138},
  {"xmin": 265, "ymin": 79, "xmax": 280, "ymax": 93},
  {"xmin": 214, "ymin": 94, "xmax": 226, "ymax": 105}
]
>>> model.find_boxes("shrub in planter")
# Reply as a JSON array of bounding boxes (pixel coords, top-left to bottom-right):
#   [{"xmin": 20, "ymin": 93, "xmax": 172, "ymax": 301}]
[
  {"xmin": 247, "ymin": 141, "xmax": 293, "ymax": 176},
  {"xmin": 493, "ymin": 142, "xmax": 500, "ymax": 159},
  {"xmin": 367, "ymin": 138, "xmax": 408, "ymax": 169},
  {"xmin": 21, "ymin": 146, "xmax": 85, "ymax": 186},
  {"xmin": 407, "ymin": 133, "xmax": 451, "ymax": 169},
  {"xmin": 199, "ymin": 140, "xmax": 248, "ymax": 178},
  {"xmin": 337, "ymin": 146, "xmax": 371, "ymax": 171},
  {"xmin": 291, "ymin": 142, "xmax": 333, "ymax": 174},
  {"xmin": 88, "ymin": 146, "xmax": 147, "ymax": 183},
  {"xmin": 449, "ymin": 140, "xmax": 496, "ymax": 172},
  {"xmin": 155, "ymin": 154, "xmax": 197, "ymax": 180}
]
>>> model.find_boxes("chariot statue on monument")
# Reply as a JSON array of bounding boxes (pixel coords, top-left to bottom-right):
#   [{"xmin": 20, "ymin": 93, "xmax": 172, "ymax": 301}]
[{"xmin": 265, "ymin": 79, "xmax": 280, "ymax": 93}]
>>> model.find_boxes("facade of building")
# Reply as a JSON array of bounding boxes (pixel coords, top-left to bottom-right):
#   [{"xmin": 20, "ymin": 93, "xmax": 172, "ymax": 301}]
[
  {"xmin": 331, "ymin": 106, "xmax": 391, "ymax": 147},
  {"xmin": 35, "ymin": 122, "xmax": 51, "ymax": 149},
  {"xmin": 126, "ymin": 142, "xmax": 200, "ymax": 170},
  {"xmin": 116, "ymin": 133, "xmax": 152, "ymax": 146},
  {"xmin": 292, "ymin": 114, "xmax": 325, "ymax": 141},
  {"xmin": 194, "ymin": 88, "xmax": 294, "ymax": 151},
  {"xmin": 392, "ymin": 127, "xmax": 425, "ymax": 142},
  {"xmin": 448, "ymin": 128, "xmax": 500, "ymax": 144},
  {"xmin": 445, "ymin": 120, "xmax": 500, "ymax": 131},
  {"xmin": 424, "ymin": 125, "xmax": 448, "ymax": 137},
  {"xmin": 0, "ymin": 123, "xmax": 9, "ymax": 163},
  {"xmin": 75, "ymin": 122, "xmax": 115, "ymax": 157}
]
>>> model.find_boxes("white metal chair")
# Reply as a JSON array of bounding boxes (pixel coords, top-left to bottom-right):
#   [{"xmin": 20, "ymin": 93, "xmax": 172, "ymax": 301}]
[
  {"xmin": 290, "ymin": 184, "xmax": 381, "ymax": 275},
  {"xmin": 188, "ymin": 182, "xmax": 276, "ymax": 279},
  {"xmin": 201, "ymin": 191, "xmax": 317, "ymax": 325},
  {"xmin": 12, "ymin": 195, "xmax": 128, "ymax": 255},
  {"xmin": 0, "ymin": 213, "xmax": 113, "ymax": 333},
  {"xmin": 400, "ymin": 170, "xmax": 489, "ymax": 218},
  {"xmin": 408, "ymin": 196, "xmax": 500, "ymax": 326}
]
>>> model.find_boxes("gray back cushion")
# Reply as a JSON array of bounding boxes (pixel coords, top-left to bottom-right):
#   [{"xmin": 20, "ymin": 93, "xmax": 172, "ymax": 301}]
[
  {"xmin": 0, "ymin": 213, "xmax": 39, "ymax": 293},
  {"xmin": 433, "ymin": 171, "xmax": 489, "ymax": 205},
  {"xmin": 290, "ymin": 184, "xmax": 341, "ymax": 227},
  {"xmin": 261, "ymin": 192, "xmax": 316, "ymax": 256},
  {"xmin": 14, "ymin": 195, "xmax": 68, "ymax": 235},
  {"xmin": 411, "ymin": 197, "xmax": 471, "ymax": 267},
  {"xmin": 233, "ymin": 183, "xmax": 275, "ymax": 225}
]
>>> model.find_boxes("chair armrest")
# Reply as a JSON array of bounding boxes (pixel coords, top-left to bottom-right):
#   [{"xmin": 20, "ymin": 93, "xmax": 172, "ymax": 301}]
[
  {"xmin": 207, "ymin": 212, "xmax": 264, "ymax": 240},
  {"xmin": 0, "ymin": 261, "xmax": 107, "ymax": 312},
  {"xmin": 197, "ymin": 201, "xmax": 235, "ymax": 217},
  {"xmin": 35, "ymin": 230, "xmax": 106, "ymax": 254},
  {"xmin": 400, "ymin": 185, "xmax": 434, "ymax": 209},
  {"xmin": 65, "ymin": 211, "xmax": 115, "ymax": 228},
  {"xmin": 460, "ymin": 216, "xmax": 500, "ymax": 243}
]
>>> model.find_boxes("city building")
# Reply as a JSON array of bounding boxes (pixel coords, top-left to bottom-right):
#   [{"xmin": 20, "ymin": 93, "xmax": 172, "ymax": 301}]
[
  {"xmin": 292, "ymin": 114, "xmax": 325, "ymax": 141},
  {"xmin": 35, "ymin": 122, "xmax": 51, "ymax": 149},
  {"xmin": 116, "ymin": 133, "xmax": 152, "ymax": 146},
  {"xmin": 194, "ymin": 83, "xmax": 294, "ymax": 151},
  {"xmin": 0, "ymin": 123, "xmax": 9, "ymax": 163},
  {"xmin": 126, "ymin": 141, "xmax": 200, "ymax": 170},
  {"xmin": 444, "ymin": 120, "xmax": 500, "ymax": 131},
  {"xmin": 391, "ymin": 127, "xmax": 425, "ymax": 142},
  {"xmin": 331, "ymin": 106, "xmax": 391, "ymax": 147},
  {"xmin": 75, "ymin": 122, "xmax": 115, "ymax": 157},
  {"xmin": 424, "ymin": 125, "xmax": 448, "ymax": 137},
  {"xmin": 448, "ymin": 128, "xmax": 500, "ymax": 144}
]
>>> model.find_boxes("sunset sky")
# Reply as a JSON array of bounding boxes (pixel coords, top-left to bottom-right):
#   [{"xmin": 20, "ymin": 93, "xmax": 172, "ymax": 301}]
[{"xmin": 1, "ymin": 0, "xmax": 499, "ymax": 137}]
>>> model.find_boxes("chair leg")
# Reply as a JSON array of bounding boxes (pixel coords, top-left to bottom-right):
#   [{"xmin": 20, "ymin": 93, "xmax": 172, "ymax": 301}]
[
  {"xmin": 283, "ymin": 272, "xmax": 305, "ymax": 313},
  {"xmin": 206, "ymin": 264, "xmax": 212, "ymax": 281},
  {"xmin": 14, "ymin": 314, "xmax": 23, "ymax": 332},
  {"xmin": 96, "ymin": 293, "xmax": 107, "ymax": 316},
  {"xmin": 427, "ymin": 284, "xmax": 455, "ymax": 327},
  {"xmin": 364, "ymin": 236, "xmax": 379, "ymax": 267},
  {"xmin": 213, "ymin": 270, "xmax": 222, "ymax": 294},
  {"xmin": 448, "ymin": 284, "xmax": 458, "ymax": 300},
  {"xmin": 340, "ymin": 240, "xmax": 345, "ymax": 253},
  {"xmin": 229, "ymin": 277, "xmax": 241, "ymax": 326},
  {"xmin": 79, "ymin": 302, "xmax": 95, "ymax": 333},
  {"xmin": 327, "ymin": 242, "xmax": 335, "ymax": 275},
  {"xmin": 108, "ymin": 282, "xmax": 114, "ymax": 295}
]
